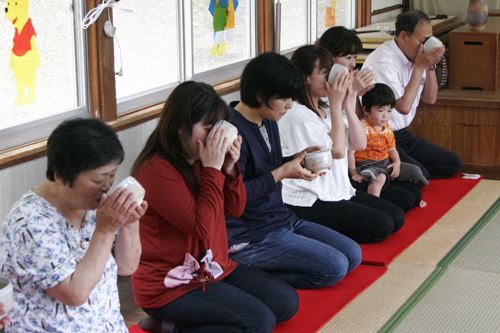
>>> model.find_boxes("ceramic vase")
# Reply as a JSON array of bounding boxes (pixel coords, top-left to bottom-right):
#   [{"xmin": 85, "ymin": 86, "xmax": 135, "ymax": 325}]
[{"xmin": 467, "ymin": 0, "xmax": 488, "ymax": 31}]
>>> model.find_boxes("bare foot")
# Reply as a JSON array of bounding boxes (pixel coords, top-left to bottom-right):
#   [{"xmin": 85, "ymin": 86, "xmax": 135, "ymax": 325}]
[{"xmin": 419, "ymin": 200, "xmax": 427, "ymax": 208}]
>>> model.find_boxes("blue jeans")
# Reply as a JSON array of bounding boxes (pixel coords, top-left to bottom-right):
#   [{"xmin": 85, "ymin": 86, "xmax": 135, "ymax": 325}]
[
  {"xmin": 230, "ymin": 219, "xmax": 362, "ymax": 289},
  {"xmin": 145, "ymin": 265, "xmax": 298, "ymax": 333}
]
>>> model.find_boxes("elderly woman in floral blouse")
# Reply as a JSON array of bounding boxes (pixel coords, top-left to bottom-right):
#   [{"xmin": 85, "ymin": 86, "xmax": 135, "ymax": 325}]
[{"xmin": 0, "ymin": 118, "xmax": 147, "ymax": 332}]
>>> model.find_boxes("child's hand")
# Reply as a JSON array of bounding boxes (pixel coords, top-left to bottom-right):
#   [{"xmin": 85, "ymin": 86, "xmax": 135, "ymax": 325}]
[
  {"xmin": 387, "ymin": 161, "xmax": 400, "ymax": 178},
  {"xmin": 351, "ymin": 173, "xmax": 364, "ymax": 183}
]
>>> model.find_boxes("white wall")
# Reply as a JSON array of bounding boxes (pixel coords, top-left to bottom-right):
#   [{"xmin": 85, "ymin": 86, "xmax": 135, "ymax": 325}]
[{"xmin": 0, "ymin": 91, "xmax": 241, "ymax": 227}]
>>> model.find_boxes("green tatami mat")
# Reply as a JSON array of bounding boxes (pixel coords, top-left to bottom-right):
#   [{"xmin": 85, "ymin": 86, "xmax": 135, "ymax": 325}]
[
  {"xmin": 448, "ymin": 205, "xmax": 500, "ymax": 273},
  {"xmin": 386, "ymin": 195, "xmax": 500, "ymax": 333},
  {"xmin": 393, "ymin": 267, "xmax": 500, "ymax": 333}
]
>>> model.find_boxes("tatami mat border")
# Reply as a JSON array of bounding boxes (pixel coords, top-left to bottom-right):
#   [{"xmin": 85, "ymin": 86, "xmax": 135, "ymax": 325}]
[
  {"xmin": 380, "ymin": 192, "xmax": 500, "ymax": 332},
  {"xmin": 318, "ymin": 179, "xmax": 500, "ymax": 333}
]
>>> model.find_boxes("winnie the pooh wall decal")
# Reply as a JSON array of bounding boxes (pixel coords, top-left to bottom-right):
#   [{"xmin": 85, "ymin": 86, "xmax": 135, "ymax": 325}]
[
  {"xmin": 208, "ymin": 0, "xmax": 239, "ymax": 57},
  {"xmin": 5, "ymin": 0, "xmax": 40, "ymax": 107}
]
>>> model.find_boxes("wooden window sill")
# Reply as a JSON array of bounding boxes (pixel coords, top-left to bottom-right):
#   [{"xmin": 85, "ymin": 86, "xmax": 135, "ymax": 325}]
[{"xmin": 0, "ymin": 78, "xmax": 240, "ymax": 171}]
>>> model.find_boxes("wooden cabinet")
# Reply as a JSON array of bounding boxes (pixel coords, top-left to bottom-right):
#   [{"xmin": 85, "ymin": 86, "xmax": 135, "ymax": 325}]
[
  {"xmin": 448, "ymin": 17, "xmax": 500, "ymax": 91},
  {"xmin": 409, "ymin": 89, "xmax": 500, "ymax": 179}
]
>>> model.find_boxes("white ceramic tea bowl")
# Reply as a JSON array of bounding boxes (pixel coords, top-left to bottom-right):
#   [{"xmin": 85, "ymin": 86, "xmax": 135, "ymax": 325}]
[
  {"xmin": 108, "ymin": 176, "xmax": 145, "ymax": 205},
  {"xmin": 423, "ymin": 36, "xmax": 443, "ymax": 53},
  {"xmin": 0, "ymin": 277, "xmax": 13, "ymax": 320},
  {"xmin": 328, "ymin": 64, "xmax": 349, "ymax": 86},
  {"xmin": 212, "ymin": 120, "xmax": 238, "ymax": 153},
  {"xmin": 304, "ymin": 150, "xmax": 333, "ymax": 174},
  {"xmin": 356, "ymin": 65, "xmax": 377, "ymax": 85}
]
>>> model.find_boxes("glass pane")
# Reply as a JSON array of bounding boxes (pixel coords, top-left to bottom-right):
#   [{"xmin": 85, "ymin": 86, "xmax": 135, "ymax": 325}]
[
  {"xmin": 0, "ymin": 0, "xmax": 78, "ymax": 129},
  {"xmin": 280, "ymin": 0, "xmax": 308, "ymax": 52},
  {"xmin": 113, "ymin": 0, "xmax": 178, "ymax": 100},
  {"xmin": 317, "ymin": 0, "xmax": 349, "ymax": 38},
  {"xmin": 192, "ymin": 0, "xmax": 250, "ymax": 74}
]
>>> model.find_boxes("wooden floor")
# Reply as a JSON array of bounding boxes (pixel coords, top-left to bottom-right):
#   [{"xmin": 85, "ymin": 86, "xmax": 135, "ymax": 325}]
[{"xmin": 118, "ymin": 275, "xmax": 146, "ymax": 328}]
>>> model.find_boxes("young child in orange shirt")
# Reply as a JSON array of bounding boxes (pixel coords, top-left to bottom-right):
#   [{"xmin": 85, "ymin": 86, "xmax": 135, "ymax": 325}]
[{"xmin": 348, "ymin": 83, "xmax": 428, "ymax": 207}]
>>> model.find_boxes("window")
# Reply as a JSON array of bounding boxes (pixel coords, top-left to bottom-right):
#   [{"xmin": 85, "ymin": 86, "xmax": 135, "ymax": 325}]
[
  {"xmin": 317, "ymin": 0, "xmax": 354, "ymax": 37},
  {"xmin": 192, "ymin": 0, "xmax": 253, "ymax": 75},
  {"xmin": 0, "ymin": 0, "xmax": 257, "ymax": 155},
  {"xmin": 0, "ymin": 0, "xmax": 87, "ymax": 151},
  {"xmin": 114, "ymin": 0, "xmax": 256, "ymax": 114},
  {"xmin": 113, "ymin": 0, "xmax": 179, "ymax": 101},
  {"xmin": 279, "ymin": 0, "xmax": 308, "ymax": 53},
  {"xmin": 278, "ymin": 0, "xmax": 354, "ymax": 54}
]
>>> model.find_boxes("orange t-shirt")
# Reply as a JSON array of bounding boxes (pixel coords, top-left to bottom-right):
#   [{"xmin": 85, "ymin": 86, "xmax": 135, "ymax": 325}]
[{"xmin": 354, "ymin": 118, "xmax": 396, "ymax": 162}]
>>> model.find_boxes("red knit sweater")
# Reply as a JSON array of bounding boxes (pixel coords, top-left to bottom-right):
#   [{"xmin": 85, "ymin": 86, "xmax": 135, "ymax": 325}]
[{"xmin": 131, "ymin": 153, "xmax": 246, "ymax": 308}]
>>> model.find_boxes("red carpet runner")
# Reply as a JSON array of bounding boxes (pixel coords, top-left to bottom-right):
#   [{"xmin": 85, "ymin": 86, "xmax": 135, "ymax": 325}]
[
  {"xmin": 360, "ymin": 174, "xmax": 482, "ymax": 266},
  {"xmin": 130, "ymin": 174, "xmax": 481, "ymax": 333},
  {"xmin": 129, "ymin": 265, "xmax": 387, "ymax": 333}
]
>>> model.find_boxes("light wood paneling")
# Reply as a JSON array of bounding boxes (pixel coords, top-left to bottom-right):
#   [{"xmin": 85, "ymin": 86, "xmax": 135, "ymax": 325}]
[
  {"xmin": 408, "ymin": 90, "xmax": 500, "ymax": 179},
  {"xmin": 452, "ymin": 124, "xmax": 500, "ymax": 165},
  {"xmin": 409, "ymin": 104, "xmax": 452, "ymax": 150},
  {"xmin": 453, "ymin": 107, "xmax": 500, "ymax": 126}
]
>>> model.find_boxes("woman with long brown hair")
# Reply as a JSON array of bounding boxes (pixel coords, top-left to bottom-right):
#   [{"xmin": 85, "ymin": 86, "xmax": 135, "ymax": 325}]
[{"xmin": 131, "ymin": 81, "xmax": 298, "ymax": 333}]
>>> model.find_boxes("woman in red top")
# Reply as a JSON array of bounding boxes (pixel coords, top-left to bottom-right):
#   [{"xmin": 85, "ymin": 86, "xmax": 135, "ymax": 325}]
[{"xmin": 131, "ymin": 81, "xmax": 299, "ymax": 333}]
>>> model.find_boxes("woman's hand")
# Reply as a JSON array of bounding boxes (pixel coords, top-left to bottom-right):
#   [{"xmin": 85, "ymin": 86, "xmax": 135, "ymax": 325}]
[
  {"xmin": 326, "ymin": 70, "xmax": 351, "ymax": 108},
  {"xmin": 124, "ymin": 200, "xmax": 148, "ymax": 226},
  {"xmin": 223, "ymin": 135, "xmax": 242, "ymax": 177},
  {"xmin": 0, "ymin": 302, "xmax": 11, "ymax": 329},
  {"xmin": 352, "ymin": 68, "xmax": 376, "ymax": 95},
  {"xmin": 295, "ymin": 145, "xmax": 321, "ymax": 162},
  {"xmin": 272, "ymin": 151, "xmax": 319, "ymax": 182},
  {"xmin": 199, "ymin": 126, "xmax": 228, "ymax": 171},
  {"xmin": 95, "ymin": 188, "xmax": 140, "ymax": 236}
]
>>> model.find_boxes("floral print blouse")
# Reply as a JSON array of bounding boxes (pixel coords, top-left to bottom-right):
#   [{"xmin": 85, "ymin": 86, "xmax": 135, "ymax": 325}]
[{"xmin": 0, "ymin": 190, "xmax": 127, "ymax": 332}]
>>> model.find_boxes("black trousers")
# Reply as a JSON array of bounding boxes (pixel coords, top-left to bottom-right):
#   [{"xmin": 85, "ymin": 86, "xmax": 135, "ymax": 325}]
[
  {"xmin": 350, "ymin": 179, "xmax": 422, "ymax": 213},
  {"xmin": 394, "ymin": 128, "xmax": 461, "ymax": 180},
  {"xmin": 286, "ymin": 191, "xmax": 405, "ymax": 244},
  {"xmin": 144, "ymin": 265, "xmax": 298, "ymax": 333}
]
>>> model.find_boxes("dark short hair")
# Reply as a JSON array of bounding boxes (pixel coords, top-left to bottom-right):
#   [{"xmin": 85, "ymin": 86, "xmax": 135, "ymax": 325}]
[
  {"xmin": 362, "ymin": 83, "xmax": 396, "ymax": 111},
  {"xmin": 46, "ymin": 118, "xmax": 124, "ymax": 186},
  {"xmin": 317, "ymin": 26, "xmax": 363, "ymax": 57},
  {"xmin": 395, "ymin": 10, "xmax": 430, "ymax": 37},
  {"xmin": 240, "ymin": 52, "xmax": 304, "ymax": 108},
  {"xmin": 291, "ymin": 45, "xmax": 333, "ymax": 116}
]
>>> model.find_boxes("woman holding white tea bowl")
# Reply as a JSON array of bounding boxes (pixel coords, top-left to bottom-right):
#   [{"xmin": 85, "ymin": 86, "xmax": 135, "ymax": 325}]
[
  {"xmin": 318, "ymin": 25, "xmax": 424, "ymax": 212},
  {"xmin": 0, "ymin": 118, "xmax": 147, "ymax": 332},
  {"xmin": 278, "ymin": 45, "xmax": 405, "ymax": 244}
]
